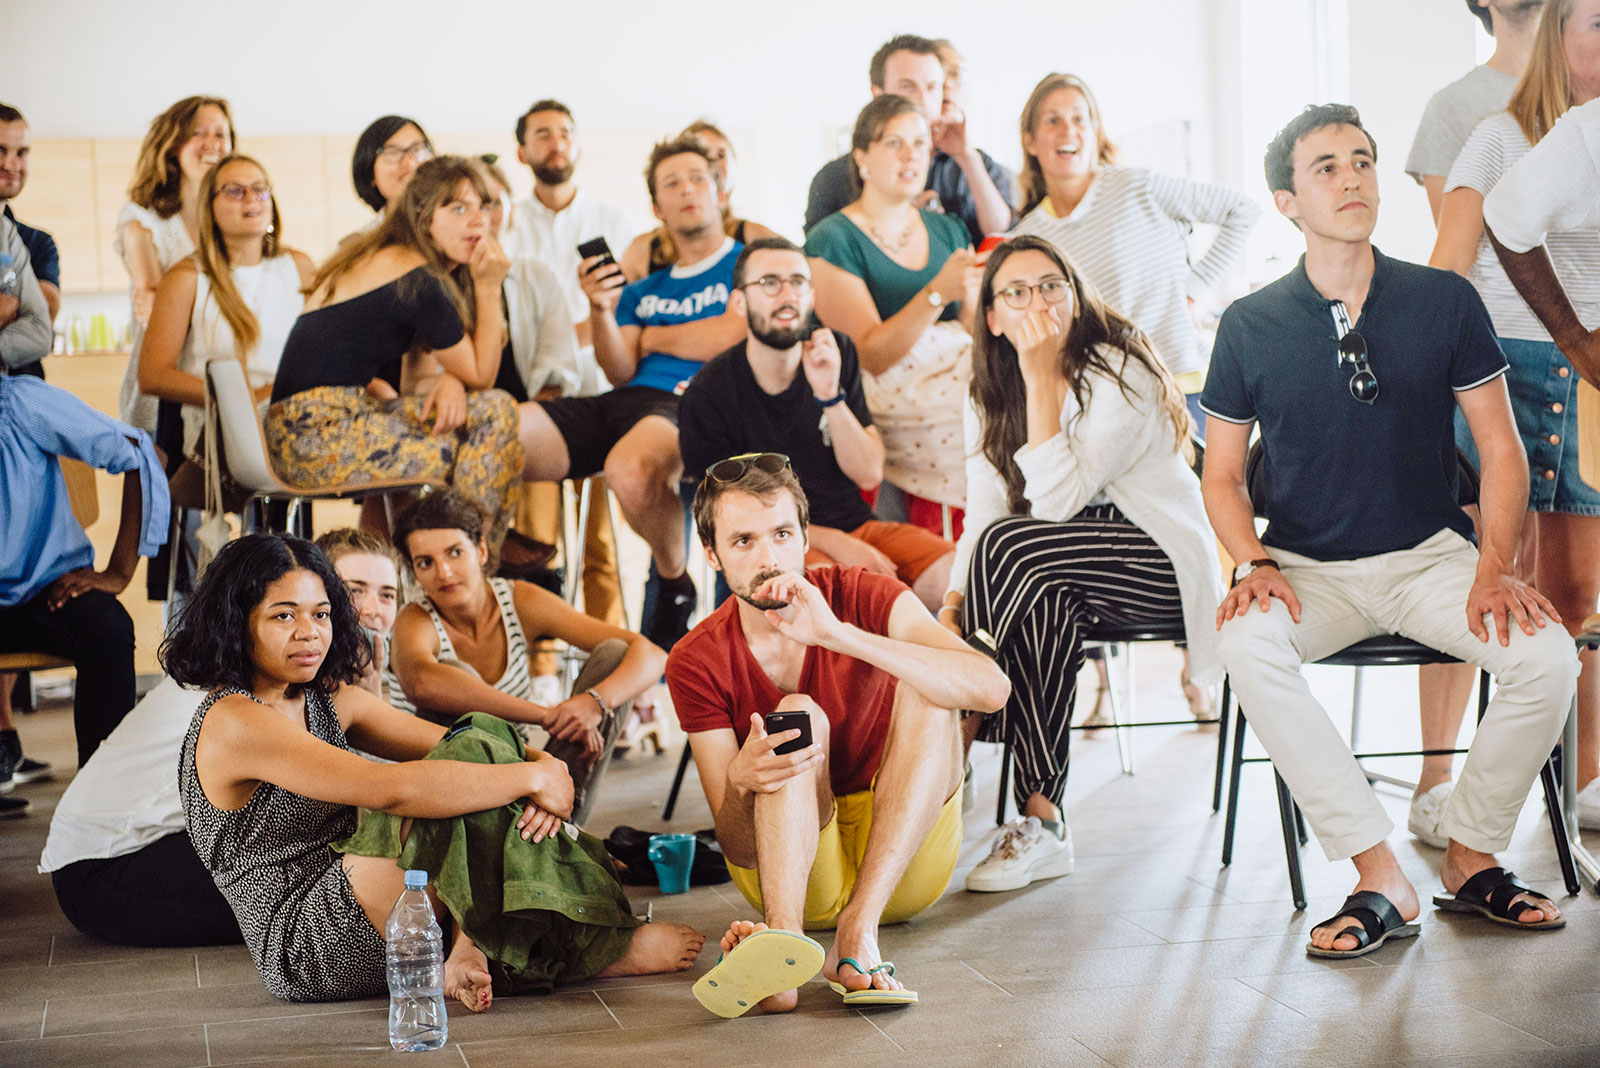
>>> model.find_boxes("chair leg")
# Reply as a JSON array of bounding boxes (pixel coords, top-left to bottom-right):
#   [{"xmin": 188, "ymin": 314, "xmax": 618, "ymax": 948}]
[
  {"xmin": 1539, "ymin": 752, "xmax": 1581, "ymax": 897},
  {"xmin": 165, "ymin": 506, "xmax": 186, "ymax": 604},
  {"xmin": 1293, "ymin": 801, "xmax": 1308, "ymax": 846},
  {"xmin": 996, "ymin": 741, "xmax": 1012, "ymax": 827},
  {"xmin": 662, "ymin": 744, "xmax": 693, "ymax": 821},
  {"xmin": 1212, "ymin": 677, "xmax": 1232, "ymax": 812},
  {"xmin": 1275, "ymin": 771, "xmax": 1308, "ymax": 911},
  {"xmin": 1221, "ymin": 704, "xmax": 1248, "ymax": 866}
]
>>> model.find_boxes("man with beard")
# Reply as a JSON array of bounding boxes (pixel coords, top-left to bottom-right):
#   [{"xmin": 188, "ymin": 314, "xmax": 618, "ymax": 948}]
[
  {"xmin": 665, "ymin": 456, "xmax": 1009, "ymax": 1015},
  {"xmin": 507, "ymin": 99, "xmax": 631, "ymax": 646},
  {"xmin": 519, "ymin": 137, "xmax": 746, "ymax": 649},
  {"xmin": 677, "ymin": 238, "xmax": 956, "ymax": 611},
  {"xmin": 1406, "ymin": 1, "xmax": 1545, "ymax": 223}
]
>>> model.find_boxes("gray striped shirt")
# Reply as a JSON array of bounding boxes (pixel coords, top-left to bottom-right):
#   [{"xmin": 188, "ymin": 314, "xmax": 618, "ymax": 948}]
[{"xmin": 1011, "ymin": 166, "xmax": 1259, "ymax": 379}]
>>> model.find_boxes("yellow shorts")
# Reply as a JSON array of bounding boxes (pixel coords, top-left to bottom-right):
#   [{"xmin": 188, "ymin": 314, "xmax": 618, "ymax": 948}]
[{"xmin": 726, "ymin": 785, "xmax": 962, "ymax": 930}]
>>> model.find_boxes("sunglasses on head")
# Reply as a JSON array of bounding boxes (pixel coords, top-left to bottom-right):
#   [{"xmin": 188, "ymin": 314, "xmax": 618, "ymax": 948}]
[
  {"xmin": 1338, "ymin": 331, "xmax": 1379, "ymax": 405},
  {"xmin": 705, "ymin": 452, "xmax": 792, "ymax": 485}
]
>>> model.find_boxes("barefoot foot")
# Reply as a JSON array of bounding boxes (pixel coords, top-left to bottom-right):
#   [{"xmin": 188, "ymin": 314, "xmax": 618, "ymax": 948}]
[
  {"xmin": 714, "ymin": 920, "xmax": 798, "ymax": 1012},
  {"xmin": 443, "ymin": 939, "xmax": 493, "ymax": 1014},
  {"xmin": 823, "ymin": 926, "xmax": 902, "ymax": 994},
  {"xmin": 597, "ymin": 922, "xmax": 706, "ymax": 978},
  {"xmin": 1309, "ymin": 877, "xmax": 1420, "ymax": 953}
]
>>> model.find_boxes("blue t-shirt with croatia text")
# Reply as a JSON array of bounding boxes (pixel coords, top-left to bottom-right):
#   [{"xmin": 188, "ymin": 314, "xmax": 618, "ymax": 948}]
[{"xmin": 614, "ymin": 238, "xmax": 741, "ymax": 395}]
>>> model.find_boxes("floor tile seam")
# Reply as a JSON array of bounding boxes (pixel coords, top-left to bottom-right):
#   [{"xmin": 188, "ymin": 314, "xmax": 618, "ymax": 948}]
[
  {"xmin": 1428, "ymin": 999, "xmax": 1583, "ymax": 1048},
  {"xmin": 451, "ymin": 1022, "xmax": 689, "ymax": 1051},
  {"xmin": 587, "ymin": 987, "xmax": 624, "ymax": 1029},
  {"xmin": 1290, "ymin": 1000, "xmax": 1561, "ymax": 1048},
  {"xmin": 955, "ymin": 959, "xmax": 1015, "ymax": 997},
  {"xmin": 33, "ymin": 1002, "xmax": 385, "ymax": 1038},
  {"xmin": 857, "ymin": 1007, "xmax": 905, "ymax": 1052},
  {"xmin": 203, "ymin": 1019, "xmax": 212, "ymax": 1065}
]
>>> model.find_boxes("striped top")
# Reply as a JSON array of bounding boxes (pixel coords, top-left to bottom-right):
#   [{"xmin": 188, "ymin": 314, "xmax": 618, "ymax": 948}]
[
  {"xmin": 1446, "ymin": 110, "xmax": 1600, "ymax": 340},
  {"xmin": 387, "ymin": 577, "xmax": 539, "ymax": 741},
  {"xmin": 1011, "ymin": 166, "xmax": 1260, "ymax": 379}
]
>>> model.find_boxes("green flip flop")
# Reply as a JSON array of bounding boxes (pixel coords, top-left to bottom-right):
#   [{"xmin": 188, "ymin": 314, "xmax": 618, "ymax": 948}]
[
  {"xmin": 826, "ymin": 959, "xmax": 919, "ymax": 1006},
  {"xmin": 692, "ymin": 929, "xmax": 825, "ymax": 1019}
]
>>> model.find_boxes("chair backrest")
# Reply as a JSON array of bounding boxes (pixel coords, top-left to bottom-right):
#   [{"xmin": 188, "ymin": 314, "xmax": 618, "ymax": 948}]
[
  {"xmin": 206, "ymin": 359, "xmax": 284, "ymax": 494},
  {"xmin": 58, "ymin": 457, "xmax": 99, "ymax": 529}
]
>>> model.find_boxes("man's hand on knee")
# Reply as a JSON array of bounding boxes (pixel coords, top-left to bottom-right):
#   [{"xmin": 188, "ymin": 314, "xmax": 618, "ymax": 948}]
[
  {"xmin": 727, "ymin": 712, "xmax": 825, "ymax": 798},
  {"xmin": 1217, "ymin": 567, "xmax": 1302, "ymax": 629},
  {"xmin": 1466, "ymin": 570, "xmax": 1560, "ymax": 646}
]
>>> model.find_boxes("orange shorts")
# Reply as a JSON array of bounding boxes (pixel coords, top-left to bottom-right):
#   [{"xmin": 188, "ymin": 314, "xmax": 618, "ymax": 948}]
[{"xmin": 805, "ymin": 520, "xmax": 954, "ymax": 585}]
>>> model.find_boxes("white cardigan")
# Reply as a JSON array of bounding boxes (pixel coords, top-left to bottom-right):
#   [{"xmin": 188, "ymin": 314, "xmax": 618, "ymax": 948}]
[{"xmin": 950, "ymin": 346, "xmax": 1224, "ymax": 686}]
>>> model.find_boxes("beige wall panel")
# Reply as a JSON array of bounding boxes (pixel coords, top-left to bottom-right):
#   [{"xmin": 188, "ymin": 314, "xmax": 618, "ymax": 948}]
[
  {"xmin": 9, "ymin": 138, "xmax": 100, "ymax": 293},
  {"xmin": 91, "ymin": 138, "xmax": 141, "ymax": 293},
  {"xmin": 244, "ymin": 136, "xmax": 330, "ymax": 263}
]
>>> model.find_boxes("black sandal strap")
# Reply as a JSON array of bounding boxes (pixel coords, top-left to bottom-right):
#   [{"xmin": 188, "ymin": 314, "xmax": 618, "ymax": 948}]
[
  {"xmin": 1313, "ymin": 891, "xmax": 1401, "ymax": 949},
  {"xmin": 1457, "ymin": 867, "xmax": 1552, "ymax": 921}
]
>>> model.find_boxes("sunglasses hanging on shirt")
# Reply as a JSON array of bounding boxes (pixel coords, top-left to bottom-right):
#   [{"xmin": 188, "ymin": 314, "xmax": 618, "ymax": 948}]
[{"xmin": 1331, "ymin": 301, "xmax": 1379, "ymax": 406}]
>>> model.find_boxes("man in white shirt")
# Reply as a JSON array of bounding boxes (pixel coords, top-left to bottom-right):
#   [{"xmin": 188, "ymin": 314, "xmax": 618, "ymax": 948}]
[
  {"xmin": 1406, "ymin": 1, "xmax": 1545, "ymax": 223},
  {"xmin": 508, "ymin": 99, "xmax": 636, "ymax": 634}
]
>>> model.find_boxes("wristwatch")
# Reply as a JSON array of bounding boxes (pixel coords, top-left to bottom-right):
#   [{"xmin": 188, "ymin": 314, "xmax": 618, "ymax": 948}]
[
  {"xmin": 1233, "ymin": 558, "xmax": 1279, "ymax": 583},
  {"xmin": 925, "ymin": 288, "xmax": 944, "ymax": 309}
]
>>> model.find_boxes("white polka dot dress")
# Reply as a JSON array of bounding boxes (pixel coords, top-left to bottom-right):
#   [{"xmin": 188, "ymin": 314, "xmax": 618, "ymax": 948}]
[{"xmin": 179, "ymin": 686, "xmax": 387, "ymax": 1002}]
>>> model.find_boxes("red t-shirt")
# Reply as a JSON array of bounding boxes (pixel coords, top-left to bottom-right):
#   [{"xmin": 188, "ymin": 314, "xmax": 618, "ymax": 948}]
[{"xmin": 666, "ymin": 566, "xmax": 908, "ymax": 796}]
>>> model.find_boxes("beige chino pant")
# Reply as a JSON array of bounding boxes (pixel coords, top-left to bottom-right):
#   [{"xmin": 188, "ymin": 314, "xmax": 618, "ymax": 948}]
[{"xmin": 1218, "ymin": 529, "xmax": 1578, "ymax": 860}]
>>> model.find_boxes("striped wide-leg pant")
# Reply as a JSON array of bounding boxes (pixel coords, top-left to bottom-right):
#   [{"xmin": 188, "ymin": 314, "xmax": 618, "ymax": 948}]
[{"xmin": 962, "ymin": 506, "xmax": 1184, "ymax": 809}]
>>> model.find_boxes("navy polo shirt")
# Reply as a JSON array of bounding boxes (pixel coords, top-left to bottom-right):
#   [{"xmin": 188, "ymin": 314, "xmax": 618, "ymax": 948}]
[
  {"xmin": 1200, "ymin": 248, "xmax": 1507, "ymax": 561},
  {"xmin": 2, "ymin": 206, "xmax": 58, "ymax": 289}
]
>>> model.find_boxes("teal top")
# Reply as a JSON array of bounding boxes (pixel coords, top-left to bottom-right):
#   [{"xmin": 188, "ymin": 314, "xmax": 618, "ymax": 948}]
[{"xmin": 804, "ymin": 208, "xmax": 970, "ymax": 322}]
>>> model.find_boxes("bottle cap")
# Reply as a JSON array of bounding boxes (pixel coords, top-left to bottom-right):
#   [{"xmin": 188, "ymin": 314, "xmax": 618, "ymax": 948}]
[{"xmin": 403, "ymin": 870, "xmax": 428, "ymax": 890}]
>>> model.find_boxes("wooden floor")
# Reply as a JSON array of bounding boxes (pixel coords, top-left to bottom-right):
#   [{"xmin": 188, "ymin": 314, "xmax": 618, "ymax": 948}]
[{"xmin": 4, "ymin": 644, "xmax": 1598, "ymax": 1068}]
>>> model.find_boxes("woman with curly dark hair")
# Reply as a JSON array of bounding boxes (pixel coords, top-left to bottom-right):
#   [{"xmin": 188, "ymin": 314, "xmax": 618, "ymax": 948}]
[
  {"xmin": 165, "ymin": 534, "xmax": 703, "ymax": 1007},
  {"xmin": 938, "ymin": 236, "xmax": 1222, "ymax": 894}
]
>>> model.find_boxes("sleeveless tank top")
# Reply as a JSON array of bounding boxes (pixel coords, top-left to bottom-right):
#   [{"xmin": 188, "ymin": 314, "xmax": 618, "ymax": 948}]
[
  {"xmin": 387, "ymin": 577, "xmax": 539, "ymax": 740},
  {"xmin": 178, "ymin": 686, "xmax": 386, "ymax": 1001},
  {"xmin": 178, "ymin": 253, "xmax": 304, "ymax": 456}
]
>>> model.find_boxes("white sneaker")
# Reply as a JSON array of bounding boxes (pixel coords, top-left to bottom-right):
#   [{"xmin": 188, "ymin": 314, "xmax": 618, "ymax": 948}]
[
  {"xmin": 1406, "ymin": 781, "xmax": 1452, "ymax": 850},
  {"xmin": 1577, "ymin": 778, "xmax": 1600, "ymax": 832},
  {"xmin": 965, "ymin": 816, "xmax": 1075, "ymax": 892}
]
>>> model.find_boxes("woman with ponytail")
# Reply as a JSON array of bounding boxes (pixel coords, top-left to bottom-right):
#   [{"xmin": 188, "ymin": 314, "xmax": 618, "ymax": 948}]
[{"xmin": 139, "ymin": 155, "xmax": 313, "ymax": 461}]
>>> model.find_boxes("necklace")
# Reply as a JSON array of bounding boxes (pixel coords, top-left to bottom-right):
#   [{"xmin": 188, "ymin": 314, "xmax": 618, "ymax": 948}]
[{"xmin": 865, "ymin": 214, "xmax": 914, "ymax": 254}]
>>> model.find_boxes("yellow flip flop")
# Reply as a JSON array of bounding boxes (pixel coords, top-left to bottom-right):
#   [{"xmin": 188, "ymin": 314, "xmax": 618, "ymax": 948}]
[
  {"xmin": 826, "ymin": 959, "xmax": 918, "ymax": 1006},
  {"xmin": 692, "ymin": 929, "xmax": 825, "ymax": 1018}
]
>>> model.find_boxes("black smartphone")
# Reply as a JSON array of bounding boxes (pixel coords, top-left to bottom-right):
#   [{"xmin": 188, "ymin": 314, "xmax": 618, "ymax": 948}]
[
  {"xmin": 965, "ymin": 627, "xmax": 998, "ymax": 656},
  {"xmin": 576, "ymin": 236, "xmax": 617, "ymax": 274},
  {"xmin": 763, "ymin": 709, "xmax": 814, "ymax": 755}
]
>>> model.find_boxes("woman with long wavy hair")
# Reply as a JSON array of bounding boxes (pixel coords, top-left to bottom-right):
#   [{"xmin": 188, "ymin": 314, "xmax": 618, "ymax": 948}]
[
  {"xmin": 265, "ymin": 156, "xmax": 523, "ymax": 553},
  {"xmin": 939, "ymin": 236, "xmax": 1221, "ymax": 894},
  {"xmin": 116, "ymin": 95, "xmax": 237, "ymax": 431}
]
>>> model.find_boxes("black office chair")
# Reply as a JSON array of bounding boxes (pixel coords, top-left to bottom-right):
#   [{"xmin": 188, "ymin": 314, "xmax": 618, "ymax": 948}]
[{"xmin": 1219, "ymin": 443, "xmax": 1579, "ymax": 908}]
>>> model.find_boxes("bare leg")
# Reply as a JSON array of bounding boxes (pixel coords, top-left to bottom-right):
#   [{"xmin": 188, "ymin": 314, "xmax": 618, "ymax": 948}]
[
  {"xmin": 910, "ymin": 552, "xmax": 955, "ymax": 614},
  {"xmin": 443, "ymin": 927, "xmax": 493, "ymax": 1012},
  {"xmin": 603, "ymin": 416, "xmax": 685, "ymax": 579},
  {"xmin": 516, "ymin": 402, "xmax": 575, "ymax": 483},
  {"xmin": 1416, "ymin": 663, "xmax": 1475, "ymax": 795},
  {"xmin": 728, "ymin": 695, "xmax": 833, "ymax": 1012},
  {"xmin": 1307, "ymin": 843, "xmax": 1421, "ymax": 953},
  {"xmin": 825, "ymin": 684, "xmax": 962, "ymax": 994},
  {"xmin": 0, "ymin": 673, "xmax": 16, "ymax": 732},
  {"xmin": 1536, "ymin": 512, "xmax": 1600, "ymax": 790}
]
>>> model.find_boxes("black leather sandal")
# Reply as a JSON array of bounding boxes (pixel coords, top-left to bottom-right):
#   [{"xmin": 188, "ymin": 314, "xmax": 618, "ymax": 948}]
[
  {"xmin": 1432, "ymin": 867, "xmax": 1565, "ymax": 930},
  {"xmin": 1306, "ymin": 890, "xmax": 1422, "ymax": 959}
]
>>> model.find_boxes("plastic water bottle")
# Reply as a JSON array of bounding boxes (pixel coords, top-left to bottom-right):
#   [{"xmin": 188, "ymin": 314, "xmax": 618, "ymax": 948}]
[{"xmin": 386, "ymin": 870, "xmax": 448, "ymax": 1051}]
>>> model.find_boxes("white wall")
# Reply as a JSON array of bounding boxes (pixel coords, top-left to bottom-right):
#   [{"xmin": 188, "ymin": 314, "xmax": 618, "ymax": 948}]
[
  {"xmin": 7, "ymin": 0, "xmax": 1485, "ymax": 284},
  {"xmin": 8, "ymin": 0, "xmax": 1218, "ymax": 240}
]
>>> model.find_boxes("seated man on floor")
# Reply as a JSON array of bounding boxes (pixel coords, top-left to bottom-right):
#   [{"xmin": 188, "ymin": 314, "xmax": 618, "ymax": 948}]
[
  {"xmin": 386, "ymin": 489, "xmax": 666, "ymax": 825},
  {"xmin": 1201, "ymin": 103, "xmax": 1577, "ymax": 959},
  {"xmin": 1, "ymin": 325, "xmax": 167, "ymax": 790},
  {"xmin": 518, "ymin": 135, "xmax": 746, "ymax": 650},
  {"xmin": 678, "ymin": 237, "xmax": 956, "ymax": 611},
  {"xmin": 666, "ymin": 455, "xmax": 1009, "ymax": 1015}
]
